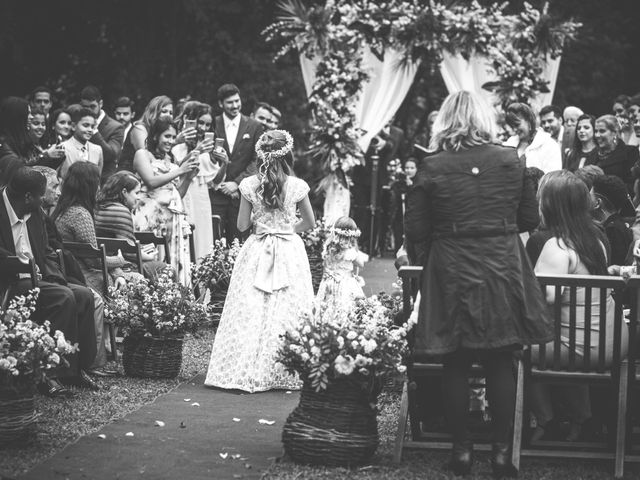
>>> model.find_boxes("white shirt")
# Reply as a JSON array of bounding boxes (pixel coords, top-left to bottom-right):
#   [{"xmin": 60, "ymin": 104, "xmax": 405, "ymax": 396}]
[
  {"xmin": 96, "ymin": 109, "xmax": 106, "ymax": 127},
  {"xmin": 2, "ymin": 189, "xmax": 33, "ymax": 264},
  {"xmin": 223, "ymin": 114, "xmax": 239, "ymax": 154},
  {"xmin": 504, "ymin": 129, "xmax": 562, "ymax": 173}
]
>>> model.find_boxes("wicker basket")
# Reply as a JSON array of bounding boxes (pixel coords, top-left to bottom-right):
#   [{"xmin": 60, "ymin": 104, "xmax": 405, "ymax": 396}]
[
  {"xmin": 282, "ymin": 378, "xmax": 378, "ymax": 466},
  {"xmin": 122, "ymin": 335, "xmax": 184, "ymax": 378},
  {"xmin": 307, "ymin": 251, "xmax": 324, "ymax": 294},
  {"xmin": 0, "ymin": 385, "xmax": 37, "ymax": 448}
]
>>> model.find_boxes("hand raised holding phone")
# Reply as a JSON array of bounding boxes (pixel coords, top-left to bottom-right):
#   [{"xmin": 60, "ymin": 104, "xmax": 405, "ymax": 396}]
[{"xmin": 196, "ymin": 132, "xmax": 215, "ymax": 153}]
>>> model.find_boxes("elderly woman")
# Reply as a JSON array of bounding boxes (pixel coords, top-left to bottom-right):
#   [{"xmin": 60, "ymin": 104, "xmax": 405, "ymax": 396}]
[
  {"xmin": 594, "ymin": 114, "xmax": 640, "ymax": 196},
  {"xmin": 504, "ymin": 102, "xmax": 562, "ymax": 173},
  {"xmin": 405, "ymin": 91, "xmax": 552, "ymax": 477}
]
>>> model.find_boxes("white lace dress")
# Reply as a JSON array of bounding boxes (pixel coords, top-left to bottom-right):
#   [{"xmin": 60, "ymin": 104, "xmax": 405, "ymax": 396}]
[
  {"xmin": 315, "ymin": 247, "xmax": 367, "ymax": 312},
  {"xmin": 204, "ymin": 175, "xmax": 314, "ymax": 392}
]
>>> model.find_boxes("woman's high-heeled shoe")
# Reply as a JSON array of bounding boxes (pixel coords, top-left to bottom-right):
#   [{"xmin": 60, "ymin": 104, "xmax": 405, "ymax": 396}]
[
  {"xmin": 449, "ymin": 441, "xmax": 473, "ymax": 476},
  {"xmin": 491, "ymin": 442, "xmax": 517, "ymax": 478}
]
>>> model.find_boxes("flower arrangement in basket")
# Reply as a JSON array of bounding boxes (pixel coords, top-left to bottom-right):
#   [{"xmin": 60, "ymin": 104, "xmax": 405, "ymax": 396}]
[
  {"xmin": 279, "ymin": 293, "xmax": 411, "ymax": 467},
  {"xmin": 279, "ymin": 294, "xmax": 410, "ymax": 392},
  {"xmin": 1, "ymin": 289, "xmax": 77, "ymax": 395},
  {"xmin": 1, "ymin": 289, "xmax": 77, "ymax": 446},
  {"xmin": 105, "ymin": 268, "xmax": 210, "ymax": 378}
]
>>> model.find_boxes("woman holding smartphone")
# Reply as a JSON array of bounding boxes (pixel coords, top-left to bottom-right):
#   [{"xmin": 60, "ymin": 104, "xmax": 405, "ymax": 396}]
[{"xmin": 172, "ymin": 101, "xmax": 217, "ymax": 260}]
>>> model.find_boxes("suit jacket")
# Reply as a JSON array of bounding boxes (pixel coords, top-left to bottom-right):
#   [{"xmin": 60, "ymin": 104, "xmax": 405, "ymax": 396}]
[
  {"xmin": 0, "ymin": 191, "xmax": 66, "ymax": 286},
  {"xmin": 92, "ymin": 113, "xmax": 125, "ymax": 182},
  {"xmin": 213, "ymin": 114, "xmax": 264, "ymax": 185}
]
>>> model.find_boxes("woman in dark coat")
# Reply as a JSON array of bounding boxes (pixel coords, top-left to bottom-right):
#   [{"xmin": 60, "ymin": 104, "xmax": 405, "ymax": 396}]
[
  {"xmin": 405, "ymin": 91, "xmax": 552, "ymax": 477},
  {"xmin": 594, "ymin": 114, "xmax": 640, "ymax": 196}
]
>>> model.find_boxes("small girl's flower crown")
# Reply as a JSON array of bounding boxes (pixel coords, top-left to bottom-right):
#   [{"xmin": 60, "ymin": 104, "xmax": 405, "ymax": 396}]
[{"xmin": 331, "ymin": 227, "xmax": 361, "ymax": 238}]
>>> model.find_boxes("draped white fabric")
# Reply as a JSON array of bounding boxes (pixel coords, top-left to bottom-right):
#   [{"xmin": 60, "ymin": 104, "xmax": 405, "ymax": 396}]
[
  {"xmin": 299, "ymin": 48, "xmax": 419, "ymax": 152},
  {"xmin": 439, "ymin": 52, "xmax": 561, "ymax": 111}
]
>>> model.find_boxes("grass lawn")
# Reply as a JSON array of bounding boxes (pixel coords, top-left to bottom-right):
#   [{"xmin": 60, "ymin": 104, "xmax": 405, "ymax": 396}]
[{"xmin": 2, "ymin": 325, "xmax": 640, "ymax": 479}]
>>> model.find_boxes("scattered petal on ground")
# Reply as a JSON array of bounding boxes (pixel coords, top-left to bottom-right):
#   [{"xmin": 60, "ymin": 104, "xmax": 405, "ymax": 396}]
[
  {"xmin": 97, "ymin": 434, "xmax": 106, "ymax": 439},
  {"xmin": 183, "ymin": 398, "xmax": 191, "ymax": 402},
  {"xmin": 285, "ymin": 391, "xmax": 292, "ymax": 394},
  {"xmin": 125, "ymin": 432, "xmax": 134, "ymax": 437},
  {"xmin": 219, "ymin": 452, "xmax": 228, "ymax": 459},
  {"xmin": 258, "ymin": 419, "xmax": 275, "ymax": 425},
  {"xmin": 244, "ymin": 463, "xmax": 252, "ymax": 469},
  {"xmin": 155, "ymin": 420, "xmax": 165, "ymax": 427},
  {"xmin": 191, "ymin": 402, "xmax": 200, "ymax": 407},
  {"xmin": 231, "ymin": 454, "xmax": 242, "ymax": 459},
  {"xmin": 232, "ymin": 417, "xmax": 241, "ymax": 422}
]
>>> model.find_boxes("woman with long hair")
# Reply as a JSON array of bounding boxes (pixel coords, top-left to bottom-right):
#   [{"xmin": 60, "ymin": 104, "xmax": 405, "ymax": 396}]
[
  {"xmin": 0, "ymin": 96, "xmax": 39, "ymax": 177},
  {"xmin": 565, "ymin": 114, "xmax": 598, "ymax": 172},
  {"xmin": 205, "ymin": 129, "xmax": 315, "ymax": 393},
  {"xmin": 132, "ymin": 117, "xmax": 199, "ymax": 285},
  {"xmin": 405, "ymin": 91, "xmax": 552, "ymax": 477},
  {"xmin": 95, "ymin": 171, "xmax": 169, "ymax": 280},
  {"xmin": 531, "ymin": 170, "xmax": 629, "ymax": 442},
  {"xmin": 172, "ymin": 101, "xmax": 217, "ymax": 260},
  {"xmin": 118, "ymin": 95, "xmax": 197, "ymax": 172}
]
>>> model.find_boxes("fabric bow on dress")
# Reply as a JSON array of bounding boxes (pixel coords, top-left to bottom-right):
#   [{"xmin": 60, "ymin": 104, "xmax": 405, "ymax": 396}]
[{"xmin": 253, "ymin": 222, "xmax": 294, "ymax": 293}]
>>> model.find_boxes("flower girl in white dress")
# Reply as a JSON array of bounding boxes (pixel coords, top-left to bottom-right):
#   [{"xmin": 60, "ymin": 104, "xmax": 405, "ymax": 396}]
[
  {"xmin": 315, "ymin": 216, "xmax": 369, "ymax": 312},
  {"xmin": 204, "ymin": 130, "xmax": 315, "ymax": 393}
]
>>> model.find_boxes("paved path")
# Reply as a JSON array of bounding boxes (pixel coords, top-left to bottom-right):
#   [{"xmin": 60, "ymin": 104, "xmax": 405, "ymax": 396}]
[{"xmin": 20, "ymin": 257, "xmax": 397, "ymax": 480}]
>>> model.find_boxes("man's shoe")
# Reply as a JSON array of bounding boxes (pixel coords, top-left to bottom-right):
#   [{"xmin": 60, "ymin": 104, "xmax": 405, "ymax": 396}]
[
  {"xmin": 86, "ymin": 367, "xmax": 118, "ymax": 377},
  {"xmin": 491, "ymin": 442, "xmax": 517, "ymax": 478},
  {"xmin": 78, "ymin": 370, "xmax": 101, "ymax": 391},
  {"xmin": 449, "ymin": 441, "xmax": 473, "ymax": 476},
  {"xmin": 38, "ymin": 377, "xmax": 75, "ymax": 398}
]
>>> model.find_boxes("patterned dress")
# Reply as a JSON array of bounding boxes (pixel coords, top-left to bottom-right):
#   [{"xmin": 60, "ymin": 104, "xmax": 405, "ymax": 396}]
[
  {"xmin": 205, "ymin": 175, "xmax": 314, "ymax": 392},
  {"xmin": 132, "ymin": 153, "xmax": 192, "ymax": 286},
  {"xmin": 315, "ymin": 247, "xmax": 367, "ymax": 312}
]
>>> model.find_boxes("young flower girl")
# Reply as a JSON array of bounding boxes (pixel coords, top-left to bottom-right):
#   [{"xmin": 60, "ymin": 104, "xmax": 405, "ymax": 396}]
[{"xmin": 315, "ymin": 216, "xmax": 369, "ymax": 311}]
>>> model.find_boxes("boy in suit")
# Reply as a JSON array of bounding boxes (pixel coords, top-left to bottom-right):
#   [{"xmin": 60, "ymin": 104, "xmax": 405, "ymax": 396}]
[
  {"xmin": 59, "ymin": 107, "xmax": 103, "ymax": 179},
  {"xmin": 80, "ymin": 86, "xmax": 125, "ymax": 183},
  {"xmin": 210, "ymin": 84, "xmax": 264, "ymax": 242}
]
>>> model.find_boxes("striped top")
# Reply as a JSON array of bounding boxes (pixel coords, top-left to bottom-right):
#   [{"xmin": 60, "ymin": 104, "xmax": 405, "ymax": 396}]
[{"xmin": 94, "ymin": 201, "xmax": 136, "ymax": 243}]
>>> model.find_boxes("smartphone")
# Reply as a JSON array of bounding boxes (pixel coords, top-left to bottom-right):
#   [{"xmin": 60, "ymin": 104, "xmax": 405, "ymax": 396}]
[
  {"xmin": 184, "ymin": 119, "xmax": 196, "ymax": 131},
  {"xmin": 204, "ymin": 132, "xmax": 215, "ymax": 143},
  {"xmin": 214, "ymin": 137, "xmax": 225, "ymax": 150}
]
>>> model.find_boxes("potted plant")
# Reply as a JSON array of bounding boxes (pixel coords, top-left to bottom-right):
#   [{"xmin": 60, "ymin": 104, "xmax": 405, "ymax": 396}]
[
  {"xmin": 191, "ymin": 238, "xmax": 242, "ymax": 319},
  {"xmin": 279, "ymin": 294, "xmax": 411, "ymax": 466},
  {"xmin": 298, "ymin": 218, "xmax": 329, "ymax": 293},
  {"xmin": 105, "ymin": 268, "xmax": 209, "ymax": 378},
  {"xmin": 0, "ymin": 289, "xmax": 77, "ymax": 447}
]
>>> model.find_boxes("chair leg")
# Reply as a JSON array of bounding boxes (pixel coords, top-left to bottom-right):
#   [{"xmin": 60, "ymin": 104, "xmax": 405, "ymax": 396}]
[
  {"xmin": 393, "ymin": 381, "xmax": 410, "ymax": 463},
  {"xmin": 511, "ymin": 358, "xmax": 524, "ymax": 471},
  {"xmin": 615, "ymin": 361, "xmax": 629, "ymax": 479},
  {"xmin": 109, "ymin": 323, "xmax": 119, "ymax": 362}
]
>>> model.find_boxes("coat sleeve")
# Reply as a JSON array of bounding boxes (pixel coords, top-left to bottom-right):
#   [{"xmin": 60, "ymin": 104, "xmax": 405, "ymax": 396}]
[
  {"xmin": 92, "ymin": 121, "xmax": 125, "ymax": 177},
  {"xmin": 516, "ymin": 171, "xmax": 540, "ymax": 233},
  {"xmin": 404, "ymin": 175, "xmax": 432, "ymax": 264}
]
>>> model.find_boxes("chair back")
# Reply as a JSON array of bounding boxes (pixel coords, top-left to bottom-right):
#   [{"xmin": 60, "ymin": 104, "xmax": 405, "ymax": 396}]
[
  {"xmin": 63, "ymin": 242, "xmax": 109, "ymax": 296},
  {"xmin": 97, "ymin": 237, "xmax": 144, "ymax": 274},
  {"xmin": 135, "ymin": 231, "xmax": 170, "ymax": 263}
]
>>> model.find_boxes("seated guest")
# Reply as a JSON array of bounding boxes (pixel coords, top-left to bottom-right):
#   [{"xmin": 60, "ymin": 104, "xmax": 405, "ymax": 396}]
[
  {"xmin": 0, "ymin": 166, "xmax": 99, "ymax": 393},
  {"xmin": 0, "ymin": 97, "xmax": 39, "ymax": 174},
  {"xmin": 94, "ymin": 171, "xmax": 168, "ymax": 280},
  {"xmin": 594, "ymin": 114, "xmax": 640, "ymax": 197},
  {"xmin": 530, "ymin": 171, "xmax": 629, "ymax": 441},
  {"xmin": 565, "ymin": 114, "xmax": 598, "ymax": 172},
  {"xmin": 59, "ymin": 107, "xmax": 103, "ymax": 179},
  {"xmin": 504, "ymin": 102, "xmax": 562, "ymax": 173},
  {"xmin": 592, "ymin": 174, "xmax": 634, "ymax": 265},
  {"xmin": 28, "ymin": 107, "xmax": 66, "ymax": 169}
]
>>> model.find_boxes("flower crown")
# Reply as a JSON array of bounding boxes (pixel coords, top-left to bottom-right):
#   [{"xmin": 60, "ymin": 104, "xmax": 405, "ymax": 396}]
[
  {"xmin": 255, "ymin": 129, "xmax": 294, "ymax": 164},
  {"xmin": 331, "ymin": 227, "xmax": 361, "ymax": 238}
]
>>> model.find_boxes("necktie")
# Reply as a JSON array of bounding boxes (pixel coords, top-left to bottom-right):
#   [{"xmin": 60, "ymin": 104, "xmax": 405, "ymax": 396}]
[
  {"xmin": 227, "ymin": 121, "xmax": 237, "ymax": 154},
  {"xmin": 81, "ymin": 145, "xmax": 88, "ymax": 161}
]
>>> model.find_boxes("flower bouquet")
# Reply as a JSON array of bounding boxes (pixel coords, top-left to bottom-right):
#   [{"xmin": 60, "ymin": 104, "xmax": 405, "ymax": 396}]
[
  {"xmin": 191, "ymin": 239, "xmax": 242, "ymax": 319},
  {"xmin": 298, "ymin": 218, "xmax": 329, "ymax": 293},
  {"xmin": 1, "ymin": 289, "xmax": 77, "ymax": 446},
  {"xmin": 279, "ymin": 295, "xmax": 411, "ymax": 466},
  {"xmin": 105, "ymin": 268, "xmax": 209, "ymax": 378}
]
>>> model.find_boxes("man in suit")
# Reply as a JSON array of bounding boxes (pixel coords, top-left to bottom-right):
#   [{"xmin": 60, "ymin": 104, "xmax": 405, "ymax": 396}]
[
  {"xmin": 210, "ymin": 84, "xmax": 264, "ymax": 242},
  {"xmin": 80, "ymin": 86, "xmax": 125, "ymax": 184},
  {"xmin": 0, "ymin": 167, "xmax": 99, "ymax": 393},
  {"xmin": 540, "ymin": 105, "xmax": 573, "ymax": 168}
]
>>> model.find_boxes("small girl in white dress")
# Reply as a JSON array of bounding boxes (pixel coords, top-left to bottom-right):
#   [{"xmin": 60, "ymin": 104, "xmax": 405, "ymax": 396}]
[{"xmin": 315, "ymin": 216, "xmax": 369, "ymax": 311}]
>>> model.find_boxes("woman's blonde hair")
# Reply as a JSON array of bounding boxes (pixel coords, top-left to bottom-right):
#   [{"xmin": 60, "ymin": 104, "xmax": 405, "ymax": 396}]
[
  {"xmin": 428, "ymin": 91, "xmax": 498, "ymax": 152},
  {"xmin": 595, "ymin": 114, "xmax": 621, "ymax": 136}
]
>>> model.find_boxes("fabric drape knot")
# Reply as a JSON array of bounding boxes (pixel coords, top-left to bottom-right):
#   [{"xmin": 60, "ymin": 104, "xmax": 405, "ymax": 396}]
[{"xmin": 253, "ymin": 222, "xmax": 294, "ymax": 293}]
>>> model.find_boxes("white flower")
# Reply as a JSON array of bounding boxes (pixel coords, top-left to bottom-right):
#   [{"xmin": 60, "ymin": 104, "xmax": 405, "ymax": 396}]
[
  {"xmin": 336, "ymin": 336, "xmax": 344, "ymax": 348},
  {"xmin": 397, "ymin": 365, "xmax": 407, "ymax": 373},
  {"xmin": 301, "ymin": 352, "xmax": 310, "ymax": 362},
  {"xmin": 334, "ymin": 354, "xmax": 355, "ymax": 376},
  {"xmin": 363, "ymin": 339, "xmax": 377, "ymax": 354},
  {"xmin": 346, "ymin": 331, "xmax": 357, "ymax": 340}
]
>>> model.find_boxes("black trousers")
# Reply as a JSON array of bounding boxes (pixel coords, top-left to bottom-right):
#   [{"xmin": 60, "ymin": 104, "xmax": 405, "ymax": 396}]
[
  {"xmin": 209, "ymin": 190, "xmax": 240, "ymax": 244},
  {"xmin": 442, "ymin": 348, "xmax": 517, "ymax": 444},
  {"xmin": 14, "ymin": 279, "xmax": 97, "ymax": 376}
]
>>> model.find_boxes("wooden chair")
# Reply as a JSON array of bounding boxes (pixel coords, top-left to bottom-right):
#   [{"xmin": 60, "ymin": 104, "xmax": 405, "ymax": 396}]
[
  {"xmin": 393, "ymin": 266, "xmax": 526, "ymax": 470},
  {"xmin": 0, "ymin": 256, "xmax": 39, "ymax": 310},
  {"xmin": 519, "ymin": 274, "xmax": 635, "ymax": 479},
  {"xmin": 623, "ymin": 276, "xmax": 640, "ymax": 472},
  {"xmin": 135, "ymin": 231, "xmax": 170, "ymax": 264},
  {"xmin": 96, "ymin": 237, "xmax": 144, "ymax": 274},
  {"xmin": 62, "ymin": 242, "xmax": 118, "ymax": 361}
]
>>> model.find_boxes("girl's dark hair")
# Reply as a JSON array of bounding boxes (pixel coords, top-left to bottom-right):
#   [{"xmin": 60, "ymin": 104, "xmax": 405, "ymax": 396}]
[
  {"xmin": 257, "ymin": 130, "xmax": 292, "ymax": 209},
  {"xmin": 505, "ymin": 102, "xmax": 537, "ymax": 139},
  {"xmin": 146, "ymin": 117, "xmax": 176, "ymax": 156},
  {"xmin": 47, "ymin": 107, "xmax": 72, "ymax": 145},
  {"xmin": 174, "ymin": 101, "xmax": 211, "ymax": 131},
  {"xmin": 0, "ymin": 96, "xmax": 35, "ymax": 159},
  {"xmin": 97, "ymin": 171, "xmax": 140, "ymax": 208},
  {"xmin": 572, "ymin": 114, "xmax": 596, "ymax": 152},
  {"xmin": 539, "ymin": 170, "xmax": 609, "ymax": 275},
  {"xmin": 52, "ymin": 162, "xmax": 101, "ymax": 220}
]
